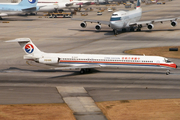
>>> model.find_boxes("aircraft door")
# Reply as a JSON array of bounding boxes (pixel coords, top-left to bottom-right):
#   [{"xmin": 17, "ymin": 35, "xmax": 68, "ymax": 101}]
[{"xmin": 156, "ymin": 60, "xmax": 160, "ymax": 66}]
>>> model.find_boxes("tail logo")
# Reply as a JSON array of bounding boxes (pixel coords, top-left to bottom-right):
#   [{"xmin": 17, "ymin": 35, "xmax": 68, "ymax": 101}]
[
  {"xmin": 28, "ymin": 0, "xmax": 36, "ymax": 4},
  {"xmin": 25, "ymin": 44, "xmax": 34, "ymax": 53},
  {"xmin": 137, "ymin": 0, "xmax": 141, "ymax": 8}
]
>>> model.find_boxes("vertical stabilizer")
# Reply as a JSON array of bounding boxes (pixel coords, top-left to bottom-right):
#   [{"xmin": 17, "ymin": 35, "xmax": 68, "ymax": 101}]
[
  {"xmin": 18, "ymin": 0, "xmax": 38, "ymax": 7},
  {"xmin": 6, "ymin": 38, "xmax": 42, "ymax": 56},
  {"xmin": 136, "ymin": 0, "xmax": 141, "ymax": 9}
]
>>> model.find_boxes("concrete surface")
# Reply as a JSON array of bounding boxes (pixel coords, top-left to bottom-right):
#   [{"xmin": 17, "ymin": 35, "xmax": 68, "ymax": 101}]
[
  {"xmin": 57, "ymin": 86, "xmax": 107, "ymax": 120},
  {"xmin": 0, "ymin": 86, "xmax": 63, "ymax": 104},
  {"xmin": 0, "ymin": 0, "xmax": 180, "ymax": 119}
]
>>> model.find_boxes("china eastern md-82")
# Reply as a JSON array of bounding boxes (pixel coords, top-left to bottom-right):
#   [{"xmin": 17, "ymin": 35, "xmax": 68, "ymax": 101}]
[
  {"xmin": 6, "ymin": 38, "xmax": 177, "ymax": 75},
  {"xmin": 74, "ymin": 0, "xmax": 180, "ymax": 35}
]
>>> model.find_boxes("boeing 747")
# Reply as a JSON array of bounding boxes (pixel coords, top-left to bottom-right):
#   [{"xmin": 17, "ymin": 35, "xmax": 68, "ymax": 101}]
[{"xmin": 74, "ymin": 0, "xmax": 180, "ymax": 35}]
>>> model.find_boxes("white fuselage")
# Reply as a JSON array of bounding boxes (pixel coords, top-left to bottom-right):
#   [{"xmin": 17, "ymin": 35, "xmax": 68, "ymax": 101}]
[
  {"xmin": 37, "ymin": 0, "xmax": 91, "ymax": 12},
  {"xmin": 25, "ymin": 52, "xmax": 177, "ymax": 70},
  {"xmin": 110, "ymin": 8, "xmax": 142, "ymax": 29},
  {"xmin": 0, "ymin": 3, "xmax": 38, "ymax": 16},
  {"xmin": 0, "ymin": 0, "xmax": 92, "ymax": 13},
  {"xmin": 37, "ymin": 1, "xmax": 67, "ymax": 12}
]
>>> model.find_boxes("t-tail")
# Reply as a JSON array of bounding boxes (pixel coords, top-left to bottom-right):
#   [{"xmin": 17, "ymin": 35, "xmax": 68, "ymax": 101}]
[
  {"xmin": 6, "ymin": 38, "xmax": 43, "ymax": 60},
  {"xmin": 136, "ymin": 0, "xmax": 141, "ymax": 9},
  {"xmin": 18, "ymin": 0, "xmax": 38, "ymax": 7}
]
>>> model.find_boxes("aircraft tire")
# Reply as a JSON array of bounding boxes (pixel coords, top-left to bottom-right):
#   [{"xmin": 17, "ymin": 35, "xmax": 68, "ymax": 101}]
[
  {"xmin": 86, "ymin": 68, "xmax": 92, "ymax": 73},
  {"xmin": 122, "ymin": 28, "xmax": 126, "ymax": 32},
  {"xmin": 80, "ymin": 69, "xmax": 85, "ymax": 74},
  {"xmin": 166, "ymin": 72, "xmax": 170, "ymax": 75},
  {"xmin": 166, "ymin": 70, "xmax": 170, "ymax": 75},
  {"xmin": 136, "ymin": 28, "xmax": 141, "ymax": 31},
  {"xmin": 130, "ymin": 27, "xmax": 135, "ymax": 32}
]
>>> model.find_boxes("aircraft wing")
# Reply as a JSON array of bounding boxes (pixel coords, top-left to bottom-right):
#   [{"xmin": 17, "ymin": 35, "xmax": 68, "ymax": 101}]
[
  {"xmin": 53, "ymin": 64, "xmax": 101, "ymax": 70},
  {"xmin": 129, "ymin": 17, "xmax": 180, "ymax": 26},
  {"xmin": 22, "ymin": 7, "xmax": 38, "ymax": 12},
  {"xmin": 76, "ymin": 2, "xmax": 92, "ymax": 5},
  {"xmin": 72, "ymin": 18, "xmax": 110, "ymax": 25},
  {"xmin": 81, "ymin": 2, "xmax": 93, "ymax": 5}
]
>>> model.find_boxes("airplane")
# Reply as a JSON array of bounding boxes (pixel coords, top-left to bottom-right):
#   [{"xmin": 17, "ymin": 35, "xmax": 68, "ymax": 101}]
[
  {"xmin": 35, "ymin": 0, "xmax": 94, "ymax": 12},
  {"xmin": 0, "ymin": 0, "xmax": 39, "ymax": 19},
  {"xmin": 6, "ymin": 38, "xmax": 177, "ymax": 75},
  {"xmin": 0, "ymin": 0, "xmax": 94, "ymax": 14},
  {"xmin": 73, "ymin": 0, "xmax": 180, "ymax": 35}
]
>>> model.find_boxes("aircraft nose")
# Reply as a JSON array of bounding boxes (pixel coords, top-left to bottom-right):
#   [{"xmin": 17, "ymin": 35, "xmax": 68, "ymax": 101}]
[{"xmin": 110, "ymin": 22, "xmax": 118, "ymax": 29}]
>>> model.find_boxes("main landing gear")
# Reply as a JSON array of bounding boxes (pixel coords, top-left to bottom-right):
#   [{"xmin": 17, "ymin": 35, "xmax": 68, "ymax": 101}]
[
  {"xmin": 80, "ymin": 68, "xmax": 92, "ymax": 74},
  {"xmin": 112, "ymin": 25, "xmax": 143, "ymax": 35},
  {"xmin": 130, "ymin": 27, "xmax": 135, "ymax": 32},
  {"xmin": 166, "ymin": 70, "xmax": 170, "ymax": 75},
  {"xmin": 136, "ymin": 24, "xmax": 142, "ymax": 32},
  {"xmin": 136, "ymin": 28, "xmax": 141, "ymax": 31}
]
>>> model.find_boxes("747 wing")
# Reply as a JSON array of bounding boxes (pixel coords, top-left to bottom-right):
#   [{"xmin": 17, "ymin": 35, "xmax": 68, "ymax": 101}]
[
  {"xmin": 72, "ymin": 18, "xmax": 110, "ymax": 30},
  {"xmin": 129, "ymin": 17, "xmax": 180, "ymax": 30}
]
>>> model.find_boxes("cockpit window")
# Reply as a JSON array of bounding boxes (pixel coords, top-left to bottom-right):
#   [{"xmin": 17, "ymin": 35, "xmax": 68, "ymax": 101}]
[
  {"xmin": 112, "ymin": 14, "xmax": 118, "ymax": 16},
  {"xmin": 164, "ymin": 58, "xmax": 172, "ymax": 63},
  {"xmin": 110, "ymin": 17, "xmax": 121, "ymax": 21}
]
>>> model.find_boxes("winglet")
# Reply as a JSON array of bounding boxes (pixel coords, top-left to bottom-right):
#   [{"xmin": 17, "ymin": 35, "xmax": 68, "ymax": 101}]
[{"xmin": 18, "ymin": 0, "xmax": 38, "ymax": 7}]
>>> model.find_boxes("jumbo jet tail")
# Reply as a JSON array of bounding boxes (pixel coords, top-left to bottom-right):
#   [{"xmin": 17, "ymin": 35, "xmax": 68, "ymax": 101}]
[
  {"xmin": 136, "ymin": 0, "xmax": 141, "ymax": 9},
  {"xmin": 18, "ymin": 0, "xmax": 38, "ymax": 7},
  {"xmin": 6, "ymin": 38, "xmax": 42, "ymax": 56}
]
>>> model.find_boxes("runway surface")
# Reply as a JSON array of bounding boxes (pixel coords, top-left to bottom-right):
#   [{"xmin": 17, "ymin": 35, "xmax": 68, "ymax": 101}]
[{"xmin": 0, "ymin": 0, "xmax": 180, "ymax": 105}]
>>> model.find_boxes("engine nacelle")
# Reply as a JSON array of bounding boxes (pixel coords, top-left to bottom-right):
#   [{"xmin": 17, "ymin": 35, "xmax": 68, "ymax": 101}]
[
  {"xmin": 95, "ymin": 24, "xmax": 101, "ymax": 30},
  {"xmin": 147, "ymin": 24, "xmax": 154, "ymax": 30},
  {"xmin": 80, "ymin": 22, "xmax": 87, "ymax": 28},
  {"xmin": 171, "ymin": 21, "xmax": 177, "ymax": 27},
  {"xmin": 38, "ymin": 58, "xmax": 59, "ymax": 64}
]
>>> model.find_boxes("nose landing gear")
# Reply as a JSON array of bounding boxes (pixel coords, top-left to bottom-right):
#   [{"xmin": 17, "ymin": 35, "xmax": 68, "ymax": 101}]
[
  {"xmin": 113, "ymin": 29, "xmax": 118, "ymax": 35},
  {"xmin": 166, "ymin": 70, "xmax": 170, "ymax": 75}
]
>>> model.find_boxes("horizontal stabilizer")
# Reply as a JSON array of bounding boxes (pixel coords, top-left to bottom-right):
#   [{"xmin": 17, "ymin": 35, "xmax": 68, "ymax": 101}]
[{"xmin": 5, "ymin": 38, "xmax": 31, "ymax": 43}]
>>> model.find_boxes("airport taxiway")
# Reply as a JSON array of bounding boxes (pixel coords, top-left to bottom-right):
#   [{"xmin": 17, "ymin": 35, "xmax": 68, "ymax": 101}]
[{"xmin": 0, "ymin": 0, "xmax": 180, "ymax": 119}]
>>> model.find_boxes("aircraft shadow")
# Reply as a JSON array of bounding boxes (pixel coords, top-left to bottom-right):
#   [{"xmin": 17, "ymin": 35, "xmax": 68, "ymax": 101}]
[
  {"xmin": 141, "ymin": 29, "xmax": 180, "ymax": 32},
  {"xmin": 0, "ymin": 67, "xmax": 62, "ymax": 73},
  {"xmin": 1, "ymin": 67, "xmax": 172, "ymax": 78},
  {"xmin": 49, "ymin": 70, "xmax": 166, "ymax": 78},
  {"xmin": 68, "ymin": 29, "xmax": 114, "ymax": 35},
  {"xmin": 1, "ymin": 18, "xmax": 36, "ymax": 21},
  {"xmin": 69, "ymin": 28, "xmax": 180, "ymax": 36}
]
